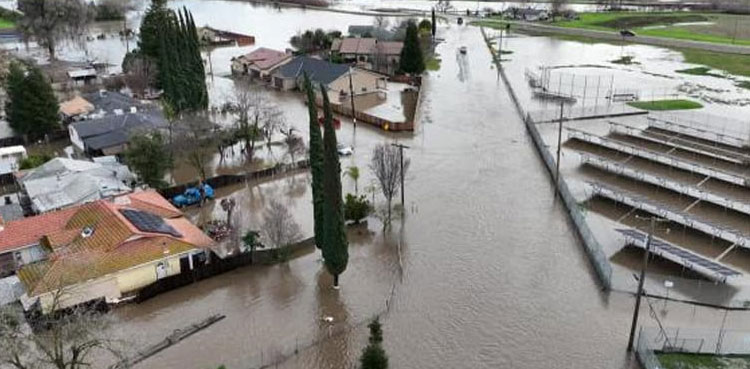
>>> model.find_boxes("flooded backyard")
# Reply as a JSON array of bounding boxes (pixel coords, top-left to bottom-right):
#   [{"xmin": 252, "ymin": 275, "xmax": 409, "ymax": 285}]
[{"xmin": 3, "ymin": 1, "xmax": 750, "ymax": 368}]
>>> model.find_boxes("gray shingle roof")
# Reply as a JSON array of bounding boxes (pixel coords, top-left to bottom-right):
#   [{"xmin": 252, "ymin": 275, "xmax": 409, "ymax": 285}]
[
  {"xmin": 72, "ymin": 112, "xmax": 167, "ymax": 151},
  {"xmin": 81, "ymin": 91, "xmax": 149, "ymax": 115},
  {"xmin": 276, "ymin": 56, "xmax": 349, "ymax": 86}
]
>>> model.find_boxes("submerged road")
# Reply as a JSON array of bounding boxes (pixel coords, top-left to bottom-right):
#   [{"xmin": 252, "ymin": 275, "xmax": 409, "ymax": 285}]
[{"xmin": 96, "ymin": 9, "xmax": 750, "ymax": 369}]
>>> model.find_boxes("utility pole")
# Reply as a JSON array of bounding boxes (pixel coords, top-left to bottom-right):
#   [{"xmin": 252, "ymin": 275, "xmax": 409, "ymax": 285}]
[
  {"xmin": 627, "ymin": 215, "xmax": 667, "ymax": 352},
  {"xmin": 554, "ymin": 101, "xmax": 565, "ymax": 197},
  {"xmin": 348, "ymin": 67, "xmax": 357, "ymax": 130},
  {"xmin": 497, "ymin": 27, "xmax": 503, "ymax": 63},
  {"xmin": 391, "ymin": 143, "xmax": 410, "ymax": 208}
]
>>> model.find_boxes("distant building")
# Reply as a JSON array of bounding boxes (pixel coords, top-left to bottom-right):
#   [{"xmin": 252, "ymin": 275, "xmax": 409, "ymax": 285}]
[
  {"xmin": 59, "ymin": 96, "xmax": 95, "ymax": 122},
  {"xmin": 505, "ymin": 7, "xmax": 549, "ymax": 21},
  {"xmin": 198, "ymin": 26, "xmax": 255, "ymax": 46},
  {"xmin": 4, "ymin": 190, "xmax": 216, "ymax": 312},
  {"xmin": 231, "ymin": 47, "xmax": 293, "ymax": 80},
  {"xmin": 331, "ymin": 38, "xmax": 403, "ymax": 75},
  {"xmin": 67, "ymin": 68, "xmax": 98, "ymax": 86},
  {"xmin": 16, "ymin": 157, "xmax": 134, "ymax": 214}
]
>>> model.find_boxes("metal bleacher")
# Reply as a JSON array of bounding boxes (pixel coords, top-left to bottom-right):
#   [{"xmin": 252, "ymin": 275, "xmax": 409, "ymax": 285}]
[
  {"xmin": 616, "ymin": 228, "xmax": 742, "ymax": 282},
  {"xmin": 567, "ymin": 127, "xmax": 749, "ymax": 187}
]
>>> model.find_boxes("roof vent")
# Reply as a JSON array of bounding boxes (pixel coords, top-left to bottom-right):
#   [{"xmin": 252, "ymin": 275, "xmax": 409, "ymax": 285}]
[
  {"xmin": 130, "ymin": 106, "xmax": 137, "ymax": 114},
  {"xmin": 81, "ymin": 226, "xmax": 95, "ymax": 238}
]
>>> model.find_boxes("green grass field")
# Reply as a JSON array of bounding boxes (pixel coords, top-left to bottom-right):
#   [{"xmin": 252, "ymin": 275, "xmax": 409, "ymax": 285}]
[
  {"xmin": 425, "ymin": 55, "xmax": 441, "ymax": 71},
  {"xmin": 658, "ymin": 353, "xmax": 750, "ymax": 369},
  {"xmin": 628, "ymin": 99, "xmax": 703, "ymax": 111},
  {"xmin": 680, "ymin": 48, "xmax": 750, "ymax": 77},
  {"xmin": 554, "ymin": 12, "xmax": 750, "ymax": 46},
  {"xmin": 0, "ymin": 17, "xmax": 14, "ymax": 29}
]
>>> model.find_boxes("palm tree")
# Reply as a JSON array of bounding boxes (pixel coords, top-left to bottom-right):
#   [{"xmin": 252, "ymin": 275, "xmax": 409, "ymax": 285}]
[{"xmin": 345, "ymin": 165, "xmax": 360, "ymax": 194}]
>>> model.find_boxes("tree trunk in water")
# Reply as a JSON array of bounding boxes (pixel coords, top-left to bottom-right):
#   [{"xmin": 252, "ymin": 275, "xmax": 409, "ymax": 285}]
[
  {"xmin": 333, "ymin": 273, "xmax": 339, "ymax": 288},
  {"xmin": 48, "ymin": 43, "xmax": 56, "ymax": 61}
]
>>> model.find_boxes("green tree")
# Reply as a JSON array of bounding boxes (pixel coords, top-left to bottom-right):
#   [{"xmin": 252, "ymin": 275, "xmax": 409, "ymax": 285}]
[
  {"xmin": 345, "ymin": 165, "xmax": 360, "ymax": 194},
  {"xmin": 304, "ymin": 74, "xmax": 325, "ymax": 250},
  {"xmin": 344, "ymin": 193, "xmax": 371, "ymax": 224},
  {"xmin": 5, "ymin": 63, "xmax": 59, "ymax": 139},
  {"xmin": 399, "ymin": 20, "xmax": 425, "ymax": 75},
  {"xmin": 138, "ymin": 0, "xmax": 170, "ymax": 60},
  {"xmin": 242, "ymin": 230, "xmax": 264, "ymax": 263},
  {"xmin": 360, "ymin": 318, "xmax": 388, "ymax": 369},
  {"xmin": 320, "ymin": 84, "xmax": 348, "ymax": 288},
  {"xmin": 123, "ymin": 132, "xmax": 172, "ymax": 188}
]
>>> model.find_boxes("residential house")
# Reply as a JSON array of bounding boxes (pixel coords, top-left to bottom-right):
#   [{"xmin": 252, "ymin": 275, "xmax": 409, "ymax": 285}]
[
  {"xmin": 505, "ymin": 8, "xmax": 549, "ymax": 21},
  {"xmin": 67, "ymin": 68, "xmax": 99, "ymax": 86},
  {"xmin": 60, "ymin": 91, "xmax": 150, "ymax": 122},
  {"xmin": 272, "ymin": 56, "xmax": 387, "ymax": 106},
  {"xmin": 59, "ymin": 96, "xmax": 95, "ymax": 123},
  {"xmin": 0, "ymin": 145, "xmax": 26, "ymax": 176},
  {"xmin": 16, "ymin": 157, "xmax": 134, "ymax": 214},
  {"xmin": 198, "ymin": 26, "xmax": 255, "ymax": 46},
  {"xmin": 231, "ymin": 47, "xmax": 293, "ymax": 80},
  {"xmin": 331, "ymin": 38, "xmax": 403, "ymax": 75},
  {"xmin": 69, "ymin": 111, "xmax": 167, "ymax": 156},
  {"xmin": 9, "ymin": 190, "xmax": 216, "ymax": 312},
  {"xmin": 0, "ymin": 206, "xmax": 70, "ymax": 278}
]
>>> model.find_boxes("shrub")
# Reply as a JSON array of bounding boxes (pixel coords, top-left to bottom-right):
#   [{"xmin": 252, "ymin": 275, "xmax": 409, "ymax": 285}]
[{"xmin": 344, "ymin": 193, "xmax": 371, "ymax": 224}]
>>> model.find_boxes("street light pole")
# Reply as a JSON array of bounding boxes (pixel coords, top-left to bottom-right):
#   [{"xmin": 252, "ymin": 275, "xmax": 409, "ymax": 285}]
[
  {"xmin": 391, "ymin": 143, "xmax": 410, "ymax": 208},
  {"xmin": 627, "ymin": 216, "xmax": 666, "ymax": 352},
  {"xmin": 554, "ymin": 101, "xmax": 565, "ymax": 197},
  {"xmin": 348, "ymin": 67, "xmax": 357, "ymax": 130}
]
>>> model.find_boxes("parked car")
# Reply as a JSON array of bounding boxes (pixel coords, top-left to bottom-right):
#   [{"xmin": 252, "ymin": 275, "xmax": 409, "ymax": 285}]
[
  {"xmin": 620, "ymin": 29, "xmax": 636, "ymax": 37},
  {"xmin": 172, "ymin": 184, "xmax": 215, "ymax": 207},
  {"xmin": 337, "ymin": 144, "xmax": 354, "ymax": 156}
]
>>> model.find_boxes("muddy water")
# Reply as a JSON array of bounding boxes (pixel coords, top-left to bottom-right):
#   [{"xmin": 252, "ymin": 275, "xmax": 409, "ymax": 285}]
[{"xmin": 93, "ymin": 21, "xmax": 750, "ymax": 369}]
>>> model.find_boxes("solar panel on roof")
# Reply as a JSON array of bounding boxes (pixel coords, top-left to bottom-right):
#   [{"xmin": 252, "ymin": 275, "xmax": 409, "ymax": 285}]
[{"xmin": 119, "ymin": 209, "xmax": 182, "ymax": 238}]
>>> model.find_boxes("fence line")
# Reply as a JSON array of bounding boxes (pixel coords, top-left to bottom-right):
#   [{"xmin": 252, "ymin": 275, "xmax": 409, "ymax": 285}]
[{"xmin": 481, "ymin": 26, "xmax": 613, "ymax": 290}]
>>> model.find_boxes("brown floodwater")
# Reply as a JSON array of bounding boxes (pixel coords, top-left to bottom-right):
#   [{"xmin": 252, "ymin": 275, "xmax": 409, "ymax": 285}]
[{"xmin": 86, "ymin": 18, "xmax": 750, "ymax": 369}]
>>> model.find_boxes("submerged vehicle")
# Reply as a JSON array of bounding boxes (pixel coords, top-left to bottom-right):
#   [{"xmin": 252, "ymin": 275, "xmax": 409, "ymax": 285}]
[
  {"xmin": 172, "ymin": 184, "xmax": 215, "ymax": 207},
  {"xmin": 459, "ymin": 46, "xmax": 468, "ymax": 54}
]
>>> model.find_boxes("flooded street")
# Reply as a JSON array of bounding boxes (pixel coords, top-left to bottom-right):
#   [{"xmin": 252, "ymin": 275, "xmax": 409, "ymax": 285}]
[
  {"xmin": 3, "ymin": 1, "xmax": 750, "ymax": 367},
  {"xmin": 95, "ymin": 18, "xmax": 750, "ymax": 369}
]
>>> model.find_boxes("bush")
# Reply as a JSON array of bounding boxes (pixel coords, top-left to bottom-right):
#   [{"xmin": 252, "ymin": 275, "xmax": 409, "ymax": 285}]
[
  {"xmin": 344, "ymin": 193, "xmax": 371, "ymax": 224},
  {"xmin": 19, "ymin": 153, "xmax": 52, "ymax": 170}
]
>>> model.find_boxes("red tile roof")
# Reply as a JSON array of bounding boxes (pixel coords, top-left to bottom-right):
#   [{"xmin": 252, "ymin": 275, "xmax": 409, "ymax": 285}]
[
  {"xmin": 9, "ymin": 190, "xmax": 216, "ymax": 297},
  {"xmin": 239, "ymin": 47, "xmax": 291, "ymax": 70}
]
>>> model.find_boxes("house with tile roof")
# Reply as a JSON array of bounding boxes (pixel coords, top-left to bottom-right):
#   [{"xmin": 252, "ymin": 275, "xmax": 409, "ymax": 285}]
[
  {"xmin": 330, "ymin": 38, "xmax": 403, "ymax": 75},
  {"xmin": 1, "ymin": 190, "xmax": 215, "ymax": 312},
  {"xmin": 231, "ymin": 47, "xmax": 292, "ymax": 80}
]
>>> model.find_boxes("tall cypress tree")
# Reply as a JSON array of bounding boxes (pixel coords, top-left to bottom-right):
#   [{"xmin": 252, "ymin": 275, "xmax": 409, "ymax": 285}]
[
  {"xmin": 139, "ymin": 0, "xmax": 170, "ymax": 60},
  {"xmin": 305, "ymin": 75, "xmax": 325, "ymax": 250},
  {"xmin": 320, "ymin": 84, "xmax": 348, "ymax": 288},
  {"xmin": 399, "ymin": 21, "xmax": 425, "ymax": 75}
]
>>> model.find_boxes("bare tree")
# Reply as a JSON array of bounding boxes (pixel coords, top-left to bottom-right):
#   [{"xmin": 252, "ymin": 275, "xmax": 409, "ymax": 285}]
[
  {"xmin": 228, "ymin": 85, "xmax": 284, "ymax": 161},
  {"xmin": 281, "ymin": 128, "xmax": 305, "ymax": 164},
  {"xmin": 17, "ymin": 0, "xmax": 95, "ymax": 61},
  {"xmin": 0, "ymin": 288, "xmax": 123, "ymax": 369},
  {"xmin": 373, "ymin": 15, "xmax": 389, "ymax": 30},
  {"xmin": 173, "ymin": 113, "xmax": 217, "ymax": 181},
  {"xmin": 262, "ymin": 200, "xmax": 302, "ymax": 260},
  {"xmin": 369, "ymin": 144, "xmax": 409, "ymax": 225},
  {"xmin": 122, "ymin": 56, "xmax": 157, "ymax": 97},
  {"xmin": 434, "ymin": 0, "xmax": 452, "ymax": 13}
]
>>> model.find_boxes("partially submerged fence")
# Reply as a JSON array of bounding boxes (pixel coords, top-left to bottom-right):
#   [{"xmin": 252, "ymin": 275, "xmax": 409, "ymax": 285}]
[
  {"xmin": 158, "ymin": 159, "xmax": 310, "ymax": 199},
  {"xmin": 481, "ymin": 26, "xmax": 613, "ymax": 290},
  {"xmin": 637, "ymin": 326, "xmax": 750, "ymax": 369}
]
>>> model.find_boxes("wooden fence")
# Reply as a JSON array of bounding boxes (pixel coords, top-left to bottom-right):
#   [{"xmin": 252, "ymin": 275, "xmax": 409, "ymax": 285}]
[
  {"xmin": 158, "ymin": 159, "xmax": 310, "ymax": 199},
  {"xmin": 136, "ymin": 237, "xmax": 315, "ymax": 303}
]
